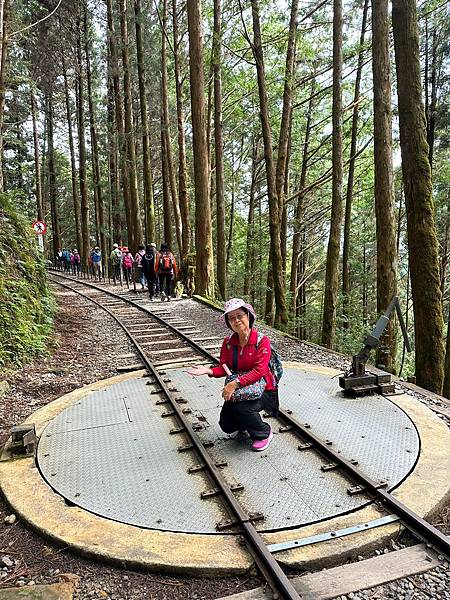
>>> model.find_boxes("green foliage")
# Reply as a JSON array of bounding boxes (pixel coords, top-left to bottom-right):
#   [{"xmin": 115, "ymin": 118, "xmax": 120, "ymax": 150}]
[{"xmin": 0, "ymin": 193, "xmax": 55, "ymax": 368}]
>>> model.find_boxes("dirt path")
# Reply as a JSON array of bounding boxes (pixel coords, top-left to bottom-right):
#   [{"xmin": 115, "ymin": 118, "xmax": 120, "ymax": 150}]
[{"xmin": 0, "ymin": 288, "xmax": 260, "ymax": 599}]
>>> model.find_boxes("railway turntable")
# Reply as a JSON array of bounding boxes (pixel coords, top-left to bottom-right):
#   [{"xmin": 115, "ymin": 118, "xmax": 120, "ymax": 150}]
[{"xmin": 0, "ymin": 362, "xmax": 449, "ymax": 576}]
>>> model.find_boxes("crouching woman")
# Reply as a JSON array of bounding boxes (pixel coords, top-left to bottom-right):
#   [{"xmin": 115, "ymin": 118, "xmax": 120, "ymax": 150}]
[{"xmin": 188, "ymin": 298, "xmax": 277, "ymax": 452}]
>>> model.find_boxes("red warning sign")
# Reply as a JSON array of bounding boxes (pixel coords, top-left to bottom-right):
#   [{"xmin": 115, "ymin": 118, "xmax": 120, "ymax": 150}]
[{"xmin": 32, "ymin": 220, "xmax": 47, "ymax": 235}]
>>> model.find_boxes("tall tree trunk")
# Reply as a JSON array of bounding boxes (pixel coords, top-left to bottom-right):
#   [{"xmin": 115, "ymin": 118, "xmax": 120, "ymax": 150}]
[
  {"xmin": 62, "ymin": 63, "xmax": 82, "ymax": 254},
  {"xmin": 250, "ymin": 0, "xmax": 287, "ymax": 329},
  {"xmin": 372, "ymin": 0, "xmax": 397, "ymax": 371},
  {"xmin": 76, "ymin": 16, "xmax": 90, "ymax": 267},
  {"xmin": 107, "ymin": 0, "xmax": 130, "ymax": 246},
  {"xmin": 443, "ymin": 297, "xmax": 450, "ymax": 398},
  {"xmin": 244, "ymin": 137, "xmax": 260, "ymax": 297},
  {"xmin": 281, "ymin": 120, "xmax": 292, "ymax": 274},
  {"xmin": 160, "ymin": 125, "xmax": 173, "ymax": 247},
  {"xmin": 291, "ymin": 80, "xmax": 314, "ymax": 320},
  {"xmin": 187, "ymin": 0, "xmax": 214, "ymax": 297},
  {"xmin": 134, "ymin": 0, "xmax": 155, "ymax": 243},
  {"xmin": 259, "ymin": 0, "xmax": 297, "ymax": 326},
  {"xmin": 321, "ymin": 0, "xmax": 343, "ymax": 348},
  {"xmin": 30, "ymin": 90, "xmax": 43, "ymax": 221},
  {"xmin": 107, "ymin": 44, "xmax": 121, "ymax": 244},
  {"xmin": 213, "ymin": 0, "xmax": 226, "ymax": 299},
  {"xmin": 392, "ymin": 0, "xmax": 444, "ymax": 393},
  {"xmin": 362, "ymin": 243, "xmax": 368, "ymax": 327},
  {"xmin": 119, "ymin": 0, "xmax": 143, "ymax": 251},
  {"xmin": 426, "ymin": 28, "xmax": 438, "ymax": 169},
  {"xmin": 298, "ymin": 224, "xmax": 307, "ymax": 339},
  {"xmin": 172, "ymin": 0, "xmax": 190, "ymax": 259},
  {"xmin": 440, "ymin": 192, "xmax": 450, "ymax": 298},
  {"xmin": 47, "ymin": 93, "xmax": 61, "ymax": 260},
  {"xmin": 342, "ymin": 0, "xmax": 368, "ymax": 330},
  {"xmin": 40, "ymin": 105, "xmax": 48, "ymax": 228},
  {"xmin": 226, "ymin": 171, "xmax": 234, "ymax": 270},
  {"xmin": 275, "ymin": 0, "xmax": 298, "ymax": 214},
  {"xmin": 85, "ymin": 9, "xmax": 107, "ymax": 261},
  {"xmin": 161, "ymin": 0, "xmax": 182, "ymax": 255},
  {"xmin": 0, "ymin": 0, "xmax": 10, "ymax": 193}
]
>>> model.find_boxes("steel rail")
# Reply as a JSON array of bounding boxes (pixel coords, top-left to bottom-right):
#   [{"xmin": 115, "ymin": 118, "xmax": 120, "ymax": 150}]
[
  {"xmin": 275, "ymin": 408, "xmax": 450, "ymax": 560},
  {"xmin": 172, "ymin": 301, "xmax": 450, "ymax": 558},
  {"xmin": 48, "ymin": 270, "xmax": 220, "ymax": 361},
  {"xmin": 50, "ymin": 272, "xmax": 450, "ymax": 560},
  {"xmin": 49, "ymin": 274, "xmax": 301, "ymax": 600}
]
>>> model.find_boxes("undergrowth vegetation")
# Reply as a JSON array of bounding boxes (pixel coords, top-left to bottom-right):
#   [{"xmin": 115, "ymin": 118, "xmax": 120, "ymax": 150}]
[{"xmin": 0, "ymin": 194, "xmax": 54, "ymax": 369}]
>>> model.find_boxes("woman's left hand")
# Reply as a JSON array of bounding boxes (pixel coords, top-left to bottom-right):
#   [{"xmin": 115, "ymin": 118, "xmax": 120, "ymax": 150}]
[{"xmin": 222, "ymin": 380, "xmax": 238, "ymax": 402}]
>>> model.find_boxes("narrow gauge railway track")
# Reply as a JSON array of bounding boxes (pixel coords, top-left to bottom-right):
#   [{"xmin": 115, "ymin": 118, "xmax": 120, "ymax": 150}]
[
  {"xmin": 48, "ymin": 271, "xmax": 450, "ymax": 598},
  {"xmin": 49, "ymin": 270, "xmax": 301, "ymax": 600},
  {"xmin": 49, "ymin": 272, "xmax": 219, "ymax": 370}
]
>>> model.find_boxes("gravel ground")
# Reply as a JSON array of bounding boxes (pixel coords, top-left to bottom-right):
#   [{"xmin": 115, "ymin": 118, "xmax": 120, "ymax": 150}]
[{"xmin": 0, "ymin": 286, "xmax": 448, "ymax": 599}]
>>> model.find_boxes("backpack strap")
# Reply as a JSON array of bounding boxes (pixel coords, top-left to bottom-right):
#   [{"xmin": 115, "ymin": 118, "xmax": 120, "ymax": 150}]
[{"xmin": 232, "ymin": 345, "xmax": 238, "ymax": 372}]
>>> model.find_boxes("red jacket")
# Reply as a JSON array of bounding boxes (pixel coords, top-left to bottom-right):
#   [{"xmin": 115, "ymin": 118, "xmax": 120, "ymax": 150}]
[{"xmin": 210, "ymin": 328, "xmax": 276, "ymax": 391}]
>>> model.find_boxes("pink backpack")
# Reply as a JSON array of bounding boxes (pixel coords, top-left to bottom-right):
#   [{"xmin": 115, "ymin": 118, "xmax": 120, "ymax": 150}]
[{"xmin": 123, "ymin": 254, "xmax": 133, "ymax": 269}]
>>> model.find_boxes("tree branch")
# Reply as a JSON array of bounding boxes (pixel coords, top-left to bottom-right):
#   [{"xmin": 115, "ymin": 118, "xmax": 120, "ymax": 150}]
[{"xmin": 9, "ymin": 0, "xmax": 63, "ymax": 38}]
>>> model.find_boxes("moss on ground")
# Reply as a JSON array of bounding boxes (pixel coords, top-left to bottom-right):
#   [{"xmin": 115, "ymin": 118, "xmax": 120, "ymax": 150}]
[{"xmin": 0, "ymin": 194, "xmax": 55, "ymax": 368}]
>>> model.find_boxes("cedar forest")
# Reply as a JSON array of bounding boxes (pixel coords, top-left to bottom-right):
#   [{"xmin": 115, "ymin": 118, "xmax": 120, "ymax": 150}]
[{"xmin": 0, "ymin": 0, "xmax": 449, "ymax": 395}]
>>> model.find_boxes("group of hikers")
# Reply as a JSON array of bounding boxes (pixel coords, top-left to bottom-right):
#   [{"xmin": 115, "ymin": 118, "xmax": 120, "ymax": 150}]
[
  {"xmin": 56, "ymin": 248, "xmax": 83, "ymax": 274},
  {"xmin": 56, "ymin": 242, "xmax": 178, "ymax": 301},
  {"xmin": 56, "ymin": 246, "xmax": 279, "ymax": 452}
]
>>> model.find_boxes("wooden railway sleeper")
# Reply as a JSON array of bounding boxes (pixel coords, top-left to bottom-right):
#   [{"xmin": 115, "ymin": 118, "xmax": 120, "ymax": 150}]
[{"xmin": 50, "ymin": 273, "xmax": 303, "ymax": 599}]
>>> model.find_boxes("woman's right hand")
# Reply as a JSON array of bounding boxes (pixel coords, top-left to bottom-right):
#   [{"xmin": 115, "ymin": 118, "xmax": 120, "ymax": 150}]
[{"xmin": 187, "ymin": 365, "xmax": 212, "ymax": 377}]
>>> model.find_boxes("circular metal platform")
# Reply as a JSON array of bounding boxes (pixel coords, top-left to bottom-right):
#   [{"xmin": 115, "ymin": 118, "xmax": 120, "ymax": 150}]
[{"xmin": 37, "ymin": 367, "xmax": 420, "ymax": 534}]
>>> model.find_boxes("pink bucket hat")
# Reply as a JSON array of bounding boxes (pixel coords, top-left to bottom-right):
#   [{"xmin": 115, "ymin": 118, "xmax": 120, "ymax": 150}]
[{"xmin": 222, "ymin": 298, "xmax": 256, "ymax": 328}]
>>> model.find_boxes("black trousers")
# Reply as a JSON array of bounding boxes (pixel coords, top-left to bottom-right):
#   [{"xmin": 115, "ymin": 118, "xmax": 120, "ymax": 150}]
[
  {"xmin": 219, "ymin": 399, "xmax": 270, "ymax": 440},
  {"xmin": 159, "ymin": 273, "xmax": 173, "ymax": 296},
  {"xmin": 261, "ymin": 389, "xmax": 279, "ymax": 417},
  {"xmin": 146, "ymin": 273, "xmax": 157, "ymax": 298}
]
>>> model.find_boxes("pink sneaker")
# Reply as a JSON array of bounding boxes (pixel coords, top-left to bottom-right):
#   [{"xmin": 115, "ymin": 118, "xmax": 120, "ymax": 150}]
[{"xmin": 252, "ymin": 428, "xmax": 273, "ymax": 452}]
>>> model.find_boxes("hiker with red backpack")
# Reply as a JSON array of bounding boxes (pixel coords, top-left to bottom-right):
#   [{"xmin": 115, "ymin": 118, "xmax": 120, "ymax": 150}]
[
  {"xmin": 122, "ymin": 247, "xmax": 134, "ymax": 284},
  {"xmin": 188, "ymin": 298, "xmax": 282, "ymax": 452},
  {"xmin": 158, "ymin": 243, "xmax": 177, "ymax": 301}
]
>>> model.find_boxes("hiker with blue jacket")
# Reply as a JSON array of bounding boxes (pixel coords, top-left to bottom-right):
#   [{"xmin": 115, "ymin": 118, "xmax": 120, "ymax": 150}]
[
  {"xmin": 91, "ymin": 246, "xmax": 102, "ymax": 280},
  {"xmin": 188, "ymin": 298, "xmax": 280, "ymax": 452}
]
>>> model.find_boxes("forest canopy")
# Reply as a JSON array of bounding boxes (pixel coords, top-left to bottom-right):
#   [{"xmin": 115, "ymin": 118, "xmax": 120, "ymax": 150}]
[{"xmin": 0, "ymin": 0, "xmax": 449, "ymax": 392}]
